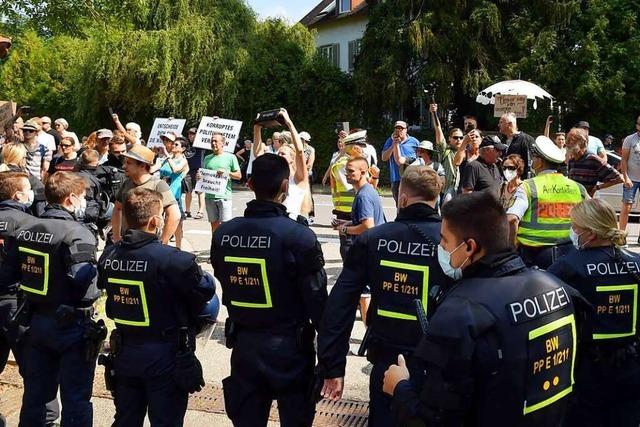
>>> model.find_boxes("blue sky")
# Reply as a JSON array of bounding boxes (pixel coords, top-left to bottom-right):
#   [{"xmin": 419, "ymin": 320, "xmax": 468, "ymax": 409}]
[{"xmin": 246, "ymin": 0, "xmax": 319, "ymax": 23}]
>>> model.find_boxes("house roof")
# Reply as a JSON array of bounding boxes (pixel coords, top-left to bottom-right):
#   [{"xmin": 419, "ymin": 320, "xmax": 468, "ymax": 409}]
[{"xmin": 299, "ymin": 0, "xmax": 369, "ymax": 28}]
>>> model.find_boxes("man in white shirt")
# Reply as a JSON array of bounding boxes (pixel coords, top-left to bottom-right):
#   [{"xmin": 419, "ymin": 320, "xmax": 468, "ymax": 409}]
[{"xmin": 36, "ymin": 117, "xmax": 56, "ymax": 154}]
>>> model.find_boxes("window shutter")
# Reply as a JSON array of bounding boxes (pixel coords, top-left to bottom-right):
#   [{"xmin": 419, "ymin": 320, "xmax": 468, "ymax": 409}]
[
  {"xmin": 333, "ymin": 43, "xmax": 340, "ymax": 68},
  {"xmin": 348, "ymin": 40, "xmax": 355, "ymax": 72}
]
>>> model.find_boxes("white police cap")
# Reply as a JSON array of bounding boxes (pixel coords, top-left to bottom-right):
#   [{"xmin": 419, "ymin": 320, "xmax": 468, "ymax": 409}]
[
  {"xmin": 533, "ymin": 136, "xmax": 565, "ymax": 164},
  {"xmin": 343, "ymin": 130, "xmax": 367, "ymax": 146}
]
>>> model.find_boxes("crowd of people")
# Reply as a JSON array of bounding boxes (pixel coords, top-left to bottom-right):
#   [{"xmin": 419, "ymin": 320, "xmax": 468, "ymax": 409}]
[{"xmin": 0, "ymin": 103, "xmax": 639, "ymax": 427}]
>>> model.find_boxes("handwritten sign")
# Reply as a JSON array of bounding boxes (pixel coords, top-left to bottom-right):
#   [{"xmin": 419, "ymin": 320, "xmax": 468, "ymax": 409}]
[
  {"xmin": 193, "ymin": 117, "xmax": 243, "ymax": 153},
  {"xmin": 194, "ymin": 168, "xmax": 229, "ymax": 197},
  {"xmin": 147, "ymin": 118, "xmax": 186, "ymax": 147},
  {"xmin": 494, "ymin": 94, "xmax": 527, "ymax": 118},
  {"xmin": 0, "ymin": 101, "xmax": 16, "ymax": 130}
]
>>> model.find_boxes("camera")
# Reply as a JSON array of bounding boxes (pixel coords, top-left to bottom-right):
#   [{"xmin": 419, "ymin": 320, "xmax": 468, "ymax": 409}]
[{"xmin": 254, "ymin": 108, "xmax": 286, "ymax": 128}]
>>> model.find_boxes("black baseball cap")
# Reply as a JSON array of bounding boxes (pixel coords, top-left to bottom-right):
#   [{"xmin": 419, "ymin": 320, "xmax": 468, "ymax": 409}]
[{"xmin": 479, "ymin": 135, "xmax": 507, "ymax": 151}]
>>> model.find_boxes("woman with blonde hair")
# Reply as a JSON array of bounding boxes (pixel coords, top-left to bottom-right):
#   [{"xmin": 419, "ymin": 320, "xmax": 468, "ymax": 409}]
[
  {"xmin": 0, "ymin": 142, "xmax": 47, "ymax": 215},
  {"xmin": 253, "ymin": 110, "xmax": 310, "ymax": 218},
  {"xmin": 548, "ymin": 198, "xmax": 640, "ymax": 427}
]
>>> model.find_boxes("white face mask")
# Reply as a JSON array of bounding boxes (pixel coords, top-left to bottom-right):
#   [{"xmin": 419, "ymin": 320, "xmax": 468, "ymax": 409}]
[
  {"xmin": 569, "ymin": 228, "xmax": 588, "ymax": 250},
  {"xmin": 503, "ymin": 169, "xmax": 518, "ymax": 182},
  {"xmin": 72, "ymin": 194, "xmax": 87, "ymax": 219},
  {"xmin": 437, "ymin": 242, "xmax": 469, "ymax": 280},
  {"xmin": 18, "ymin": 189, "xmax": 34, "ymax": 207}
]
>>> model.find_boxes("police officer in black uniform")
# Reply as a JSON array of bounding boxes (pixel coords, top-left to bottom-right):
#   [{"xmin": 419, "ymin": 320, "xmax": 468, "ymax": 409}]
[
  {"xmin": 317, "ymin": 166, "xmax": 448, "ymax": 426},
  {"xmin": 211, "ymin": 153, "xmax": 327, "ymax": 427},
  {"xmin": 98, "ymin": 187, "xmax": 214, "ymax": 426},
  {"xmin": 548, "ymin": 198, "xmax": 640, "ymax": 427},
  {"xmin": 0, "ymin": 172, "xmax": 34, "ymax": 374},
  {"xmin": 15, "ymin": 171, "xmax": 101, "ymax": 427},
  {"xmin": 98, "ymin": 134, "xmax": 127, "ymax": 203},
  {"xmin": 0, "ymin": 172, "xmax": 61, "ymax": 427},
  {"xmin": 383, "ymin": 191, "xmax": 585, "ymax": 426}
]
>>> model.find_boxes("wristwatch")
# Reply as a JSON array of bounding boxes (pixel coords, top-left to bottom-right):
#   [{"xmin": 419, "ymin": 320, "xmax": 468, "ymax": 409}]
[{"xmin": 341, "ymin": 225, "xmax": 349, "ymax": 236}]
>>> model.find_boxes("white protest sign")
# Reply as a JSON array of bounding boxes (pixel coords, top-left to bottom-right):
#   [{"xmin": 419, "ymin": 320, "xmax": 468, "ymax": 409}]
[
  {"xmin": 193, "ymin": 116, "xmax": 243, "ymax": 153},
  {"xmin": 0, "ymin": 101, "xmax": 16, "ymax": 130},
  {"xmin": 194, "ymin": 168, "xmax": 229, "ymax": 197},
  {"xmin": 494, "ymin": 94, "xmax": 527, "ymax": 118},
  {"xmin": 147, "ymin": 118, "xmax": 186, "ymax": 147}
]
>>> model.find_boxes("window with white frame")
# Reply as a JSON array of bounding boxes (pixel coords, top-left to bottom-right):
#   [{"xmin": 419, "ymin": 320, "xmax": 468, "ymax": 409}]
[
  {"xmin": 318, "ymin": 44, "xmax": 340, "ymax": 68},
  {"xmin": 338, "ymin": 0, "xmax": 351, "ymax": 14}
]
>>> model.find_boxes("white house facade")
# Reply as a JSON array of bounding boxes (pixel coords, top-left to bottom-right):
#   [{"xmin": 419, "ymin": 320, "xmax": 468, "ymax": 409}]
[{"xmin": 300, "ymin": 0, "xmax": 369, "ymax": 74}]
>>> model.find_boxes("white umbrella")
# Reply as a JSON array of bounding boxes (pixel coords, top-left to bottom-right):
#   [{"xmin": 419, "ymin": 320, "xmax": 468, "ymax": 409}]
[{"xmin": 476, "ymin": 79, "xmax": 554, "ymax": 109}]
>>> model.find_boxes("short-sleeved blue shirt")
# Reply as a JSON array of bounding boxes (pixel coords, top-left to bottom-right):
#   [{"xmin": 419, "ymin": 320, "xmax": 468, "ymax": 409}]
[
  {"xmin": 382, "ymin": 136, "xmax": 420, "ymax": 182},
  {"xmin": 351, "ymin": 183, "xmax": 386, "ymax": 226}
]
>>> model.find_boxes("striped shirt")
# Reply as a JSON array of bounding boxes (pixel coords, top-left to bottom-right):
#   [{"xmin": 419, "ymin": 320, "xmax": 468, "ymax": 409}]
[
  {"xmin": 568, "ymin": 153, "xmax": 621, "ymax": 195},
  {"xmin": 24, "ymin": 142, "xmax": 52, "ymax": 181}
]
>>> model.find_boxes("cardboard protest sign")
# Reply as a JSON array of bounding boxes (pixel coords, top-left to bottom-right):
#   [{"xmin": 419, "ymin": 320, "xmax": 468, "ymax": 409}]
[
  {"xmin": 192, "ymin": 117, "xmax": 243, "ymax": 153},
  {"xmin": 147, "ymin": 118, "xmax": 186, "ymax": 147},
  {"xmin": 494, "ymin": 95, "xmax": 527, "ymax": 118},
  {"xmin": 194, "ymin": 168, "xmax": 229, "ymax": 197},
  {"xmin": 0, "ymin": 101, "xmax": 16, "ymax": 130}
]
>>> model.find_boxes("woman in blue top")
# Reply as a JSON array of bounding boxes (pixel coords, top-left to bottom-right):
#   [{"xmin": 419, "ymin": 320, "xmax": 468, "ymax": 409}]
[{"xmin": 160, "ymin": 137, "xmax": 189, "ymax": 249}]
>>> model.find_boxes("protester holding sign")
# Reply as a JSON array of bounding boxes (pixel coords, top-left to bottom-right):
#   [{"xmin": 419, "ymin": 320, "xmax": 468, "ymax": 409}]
[{"xmin": 197, "ymin": 133, "xmax": 241, "ymax": 233}]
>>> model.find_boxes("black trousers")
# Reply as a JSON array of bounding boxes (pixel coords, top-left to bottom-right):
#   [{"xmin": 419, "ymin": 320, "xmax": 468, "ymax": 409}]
[{"xmin": 223, "ymin": 331, "xmax": 316, "ymax": 427}]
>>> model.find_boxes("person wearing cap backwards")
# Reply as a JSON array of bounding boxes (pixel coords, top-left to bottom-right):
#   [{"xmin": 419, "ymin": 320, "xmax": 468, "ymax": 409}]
[
  {"xmin": 111, "ymin": 144, "xmax": 180, "ymax": 245},
  {"xmin": 184, "ymin": 127, "xmax": 206, "ymax": 219},
  {"xmin": 319, "ymin": 166, "xmax": 448, "ymax": 426},
  {"xmin": 460, "ymin": 135, "xmax": 506, "ymax": 198},
  {"xmin": 211, "ymin": 153, "xmax": 327, "ymax": 427},
  {"xmin": 382, "ymin": 191, "xmax": 586, "ymax": 427},
  {"xmin": 21, "ymin": 119, "xmax": 53, "ymax": 181},
  {"xmin": 381, "ymin": 120, "xmax": 420, "ymax": 204},
  {"xmin": 547, "ymin": 198, "xmax": 640, "ymax": 427},
  {"xmin": 577, "ymin": 120, "xmax": 608, "ymax": 162},
  {"xmin": 507, "ymin": 136, "xmax": 588, "ymax": 269}
]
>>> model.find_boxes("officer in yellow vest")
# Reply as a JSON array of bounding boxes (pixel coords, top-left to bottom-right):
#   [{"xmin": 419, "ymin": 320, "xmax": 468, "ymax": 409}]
[
  {"xmin": 330, "ymin": 131, "xmax": 368, "ymax": 260},
  {"xmin": 507, "ymin": 136, "xmax": 588, "ymax": 269}
]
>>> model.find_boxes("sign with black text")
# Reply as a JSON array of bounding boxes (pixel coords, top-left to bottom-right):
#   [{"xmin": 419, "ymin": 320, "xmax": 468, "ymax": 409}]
[
  {"xmin": 193, "ymin": 116, "xmax": 242, "ymax": 153},
  {"xmin": 494, "ymin": 94, "xmax": 527, "ymax": 118},
  {"xmin": 194, "ymin": 168, "xmax": 229, "ymax": 197},
  {"xmin": 147, "ymin": 118, "xmax": 186, "ymax": 148}
]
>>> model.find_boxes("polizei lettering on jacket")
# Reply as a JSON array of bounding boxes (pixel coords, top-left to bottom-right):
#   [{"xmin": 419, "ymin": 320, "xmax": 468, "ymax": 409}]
[
  {"xmin": 586, "ymin": 261, "xmax": 640, "ymax": 276},
  {"xmin": 220, "ymin": 234, "xmax": 271, "ymax": 249},
  {"xmin": 508, "ymin": 287, "xmax": 570, "ymax": 324},
  {"xmin": 377, "ymin": 239, "xmax": 436, "ymax": 257},
  {"xmin": 103, "ymin": 259, "xmax": 148, "ymax": 273},
  {"xmin": 17, "ymin": 230, "xmax": 54, "ymax": 244}
]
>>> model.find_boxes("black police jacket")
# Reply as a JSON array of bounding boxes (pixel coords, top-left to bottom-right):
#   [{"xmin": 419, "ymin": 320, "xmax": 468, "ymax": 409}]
[
  {"xmin": 3, "ymin": 165, "xmax": 46, "ymax": 217},
  {"xmin": 392, "ymin": 251, "xmax": 584, "ymax": 427},
  {"xmin": 548, "ymin": 246, "xmax": 639, "ymax": 350},
  {"xmin": 0, "ymin": 200, "xmax": 34, "ymax": 294},
  {"xmin": 318, "ymin": 203, "xmax": 449, "ymax": 379},
  {"xmin": 211, "ymin": 200, "xmax": 327, "ymax": 332},
  {"xmin": 15, "ymin": 205, "xmax": 98, "ymax": 310},
  {"xmin": 76, "ymin": 166, "xmax": 105, "ymax": 224},
  {"xmin": 97, "ymin": 156, "xmax": 125, "ymax": 202},
  {"xmin": 98, "ymin": 229, "xmax": 214, "ymax": 339}
]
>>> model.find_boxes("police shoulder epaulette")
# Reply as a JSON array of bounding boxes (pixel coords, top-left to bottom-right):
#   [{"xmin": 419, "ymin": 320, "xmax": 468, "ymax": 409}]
[{"xmin": 295, "ymin": 215, "xmax": 309, "ymax": 227}]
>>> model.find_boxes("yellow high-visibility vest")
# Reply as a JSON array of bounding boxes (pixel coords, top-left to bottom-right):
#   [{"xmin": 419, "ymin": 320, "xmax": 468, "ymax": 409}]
[
  {"xmin": 517, "ymin": 173, "xmax": 583, "ymax": 247},
  {"xmin": 330, "ymin": 156, "xmax": 354, "ymax": 214}
]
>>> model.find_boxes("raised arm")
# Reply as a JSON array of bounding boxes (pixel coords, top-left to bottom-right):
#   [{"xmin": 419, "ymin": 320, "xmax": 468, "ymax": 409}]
[
  {"xmin": 431, "ymin": 104, "xmax": 445, "ymax": 148},
  {"xmin": 280, "ymin": 109, "xmax": 308, "ymax": 183},
  {"xmin": 111, "ymin": 113, "xmax": 138, "ymax": 145},
  {"xmin": 253, "ymin": 124, "xmax": 266, "ymax": 158},
  {"xmin": 544, "ymin": 115, "xmax": 552, "ymax": 138}
]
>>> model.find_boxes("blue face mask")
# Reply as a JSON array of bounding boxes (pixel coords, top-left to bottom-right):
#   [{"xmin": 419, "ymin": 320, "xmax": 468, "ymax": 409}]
[{"xmin": 437, "ymin": 241, "xmax": 469, "ymax": 280}]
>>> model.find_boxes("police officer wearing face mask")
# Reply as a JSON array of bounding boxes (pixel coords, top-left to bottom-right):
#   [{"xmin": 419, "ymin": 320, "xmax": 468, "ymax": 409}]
[
  {"xmin": 318, "ymin": 166, "xmax": 449, "ymax": 427},
  {"xmin": 99, "ymin": 135, "xmax": 127, "ymax": 203},
  {"xmin": 507, "ymin": 136, "xmax": 588, "ymax": 269},
  {"xmin": 0, "ymin": 172, "xmax": 61, "ymax": 427},
  {"xmin": 0, "ymin": 172, "xmax": 34, "ymax": 370},
  {"xmin": 98, "ymin": 188, "xmax": 215, "ymax": 426},
  {"xmin": 383, "ymin": 191, "xmax": 586, "ymax": 426},
  {"xmin": 14, "ymin": 171, "xmax": 101, "ymax": 427},
  {"xmin": 211, "ymin": 153, "xmax": 328, "ymax": 427},
  {"xmin": 548, "ymin": 198, "xmax": 640, "ymax": 427}
]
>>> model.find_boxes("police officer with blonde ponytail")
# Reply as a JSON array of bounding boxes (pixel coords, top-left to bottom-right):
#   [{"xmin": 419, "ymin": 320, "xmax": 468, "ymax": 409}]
[{"xmin": 548, "ymin": 198, "xmax": 640, "ymax": 427}]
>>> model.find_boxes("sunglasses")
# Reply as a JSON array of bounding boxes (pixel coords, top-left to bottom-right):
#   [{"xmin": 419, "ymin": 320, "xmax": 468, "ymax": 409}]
[
  {"xmin": 503, "ymin": 166, "xmax": 517, "ymax": 171},
  {"xmin": 61, "ymin": 144, "xmax": 73, "ymax": 148},
  {"xmin": 23, "ymin": 129, "xmax": 36, "ymax": 134},
  {"xmin": 451, "ymin": 136, "xmax": 464, "ymax": 140}
]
